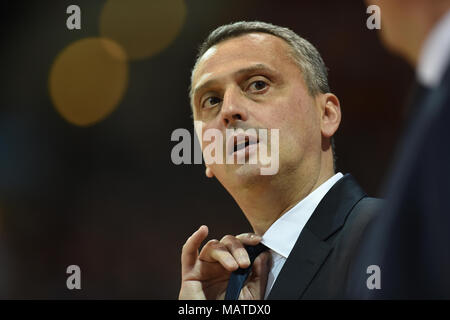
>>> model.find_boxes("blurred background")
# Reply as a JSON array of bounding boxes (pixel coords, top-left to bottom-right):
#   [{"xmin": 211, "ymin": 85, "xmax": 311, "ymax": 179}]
[{"xmin": 0, "ymin": 0, "xmax": 413, "ymax": 298}]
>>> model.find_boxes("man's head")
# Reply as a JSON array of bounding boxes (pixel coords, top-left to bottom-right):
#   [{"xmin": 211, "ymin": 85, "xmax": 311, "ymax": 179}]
[{"xmin": 189, "ymin": 21, "xmax": 341, "ymax": 195}]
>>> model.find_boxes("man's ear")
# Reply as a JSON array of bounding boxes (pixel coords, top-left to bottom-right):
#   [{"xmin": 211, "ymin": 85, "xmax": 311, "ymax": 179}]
[
  {"xmin": 205, "ymin": 166, "xmax": 215, "ymax": 178},
  {"xmin": 318, "ymin": 93, "xmax": 341, "ymax": 139}
]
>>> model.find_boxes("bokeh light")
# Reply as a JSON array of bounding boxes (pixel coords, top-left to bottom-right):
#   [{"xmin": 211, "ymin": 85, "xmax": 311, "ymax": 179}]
[
  {"xmin": 99, "ymin": 0, "xmax": 187, "ymax": 60},
  {"xmin": 49, "ymin": 38, "xmax": 128, "ymax": 126}
]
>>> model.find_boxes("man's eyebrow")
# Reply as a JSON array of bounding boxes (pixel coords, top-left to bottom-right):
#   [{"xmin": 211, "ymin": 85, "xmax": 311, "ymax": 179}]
[
  {"xmin": 191, "ymin": 63, "xmax": 278, "ymax": 99},
  {"xmin": 234, "ymin": 63, "xmax": 278, "ymax": 77}
]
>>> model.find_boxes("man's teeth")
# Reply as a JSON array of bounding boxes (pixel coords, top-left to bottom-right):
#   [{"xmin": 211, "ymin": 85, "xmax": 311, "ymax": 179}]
[
  {"xmin": 234, "ymin": 139, "xmax": 257, "ymax": 152},
  {"xmin": 236, "ymin": 142, "xmax": 247, "ymax": 151}
]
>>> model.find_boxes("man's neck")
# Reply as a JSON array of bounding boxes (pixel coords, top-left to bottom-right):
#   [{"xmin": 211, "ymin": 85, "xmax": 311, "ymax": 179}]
[{"xmin": 230, "ymin": 166, "xmax": 335, "ymax": 235}]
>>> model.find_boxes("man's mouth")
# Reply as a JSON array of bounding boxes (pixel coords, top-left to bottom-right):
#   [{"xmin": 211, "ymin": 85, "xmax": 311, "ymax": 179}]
[{"xmin": 233, "ymin": 136, "xmax": 258, "ymax": 153}]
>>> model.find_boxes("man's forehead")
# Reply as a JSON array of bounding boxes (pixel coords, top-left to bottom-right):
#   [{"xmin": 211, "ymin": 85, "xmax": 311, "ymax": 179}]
[{"xmin": 193, "ymin": 32, "xmax": 291, "ymax": 82}]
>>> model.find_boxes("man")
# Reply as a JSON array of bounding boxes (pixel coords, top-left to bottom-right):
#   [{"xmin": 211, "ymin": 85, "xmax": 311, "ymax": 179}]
[
  {"xmin": 349, "ymin": 1, "xmax": 450, "ymax": 298},
  {"xmin": 179, "ymin": 21, "xmax": 381, "ymax": 300}
]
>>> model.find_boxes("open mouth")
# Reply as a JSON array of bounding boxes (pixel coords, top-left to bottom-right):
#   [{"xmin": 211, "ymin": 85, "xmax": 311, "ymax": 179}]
[{"xmin": 233, "ymin": 136, "xmax": 258, "ymax": 153}]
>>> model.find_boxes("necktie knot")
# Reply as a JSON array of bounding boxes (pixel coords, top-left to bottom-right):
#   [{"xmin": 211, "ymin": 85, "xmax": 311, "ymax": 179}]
[{"xmin": 224, "ymin": 243, "xmax": 268, "ymax": 300}]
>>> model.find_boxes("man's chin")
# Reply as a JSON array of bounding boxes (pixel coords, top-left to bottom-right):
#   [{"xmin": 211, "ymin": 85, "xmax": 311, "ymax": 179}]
[
  {"xmin": 233, "ymin": 163, "xmax": 263, "ymax": 177},
  {"xmin": 225, "ymin": 163, "xmax": 274, "ymax": 188}
]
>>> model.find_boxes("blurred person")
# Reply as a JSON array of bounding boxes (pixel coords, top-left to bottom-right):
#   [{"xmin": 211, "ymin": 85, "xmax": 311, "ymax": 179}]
[
  {"xmin": 178, "ymin": 21, "xmax": 382, "ymax": 300},
  {"xmin": 349, "ymin": 0, "xmax": 450, "ymax": 298}
]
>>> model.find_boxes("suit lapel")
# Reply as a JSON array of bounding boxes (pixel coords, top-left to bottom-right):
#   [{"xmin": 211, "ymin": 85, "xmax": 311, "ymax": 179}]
[
  {"xmin": 266, "ymin": 227, "xmax": 332, "ymax": 300},
  {"xmin": 267, "ymin": 174, "xmax": 366, "ymax": 299}
]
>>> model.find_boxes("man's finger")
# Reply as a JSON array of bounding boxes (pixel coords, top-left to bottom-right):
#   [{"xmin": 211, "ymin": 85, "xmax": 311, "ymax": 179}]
[
  {"xmin": 221, "ymin": 234, "xmax": 251, "ymax": 268},
  {"xmin": 181, "ymin": 225, "xmax": 209, "ymax": 274},
  {"xmin": 198, "ymin": 239, "xmax": 239, "ymax": 271},
  {"xmin": 235, "ymin": 233, "xmax": 263, "ymax": 245}
]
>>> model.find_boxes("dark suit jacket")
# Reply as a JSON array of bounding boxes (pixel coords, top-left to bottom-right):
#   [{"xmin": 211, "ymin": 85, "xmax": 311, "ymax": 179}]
[
  {"xmin": 267, "ymin": 174, "xmax": 382, "ymax": 299},
  {"xmin": 348, "ymin": 66, "xmax": 450, "ymax": 299}
]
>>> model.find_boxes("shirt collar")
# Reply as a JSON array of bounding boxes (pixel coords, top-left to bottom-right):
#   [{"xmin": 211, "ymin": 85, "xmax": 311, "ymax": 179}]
[
  {"xmin": 261, "ymin": 172, "xmax": 344, "ymax": 259},
  {"xmin": 417, "ymin": 9, "xmax": 450, "ymax": 88}
]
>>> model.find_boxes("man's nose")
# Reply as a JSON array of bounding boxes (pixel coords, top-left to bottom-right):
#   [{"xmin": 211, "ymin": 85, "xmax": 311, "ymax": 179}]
[{"xmin": 220, "ymin": 88, "xmax": 248, "ymax": 127}]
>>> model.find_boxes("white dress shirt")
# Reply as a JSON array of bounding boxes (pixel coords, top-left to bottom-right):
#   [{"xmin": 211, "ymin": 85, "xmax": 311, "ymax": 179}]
[
  {"xmin": 260, "ymin": 172, "xmax": 344, "ymax": 299},
  {"xmin": 417, "ymin": 9, "xmax": 450, "ymax": 88}
]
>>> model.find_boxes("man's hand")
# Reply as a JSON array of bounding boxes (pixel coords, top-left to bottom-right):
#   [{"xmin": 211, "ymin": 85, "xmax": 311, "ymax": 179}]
[{"xmin": 178, "ymin": 225, "xmax": 271, "ymax": 300}]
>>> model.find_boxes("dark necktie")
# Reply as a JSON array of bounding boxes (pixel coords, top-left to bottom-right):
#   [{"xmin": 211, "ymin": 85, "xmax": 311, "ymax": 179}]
[{"xmin": 224, "ymin": 243, "xmax": 268, "ymax": 300}]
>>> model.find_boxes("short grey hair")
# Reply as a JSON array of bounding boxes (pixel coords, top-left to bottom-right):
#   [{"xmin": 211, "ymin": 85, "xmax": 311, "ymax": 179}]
[{"xmin": 189, "ymin": 21, "xmax": 330, "ymax": 100}]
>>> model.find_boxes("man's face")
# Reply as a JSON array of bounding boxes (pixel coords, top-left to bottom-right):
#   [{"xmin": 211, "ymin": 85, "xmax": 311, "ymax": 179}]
[{"xmin": 191, "ymin": 33, "xmax": 323, "ymax": 190}]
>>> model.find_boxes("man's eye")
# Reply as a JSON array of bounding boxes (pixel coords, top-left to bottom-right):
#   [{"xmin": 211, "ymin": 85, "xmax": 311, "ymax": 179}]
[
  {"xmin": 248, "ymin": 80, "xmax": 268, "ymax": 92},
  {"xmin": 203, "ymin": 96, "xmax": 221, "ymax": 109}
]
